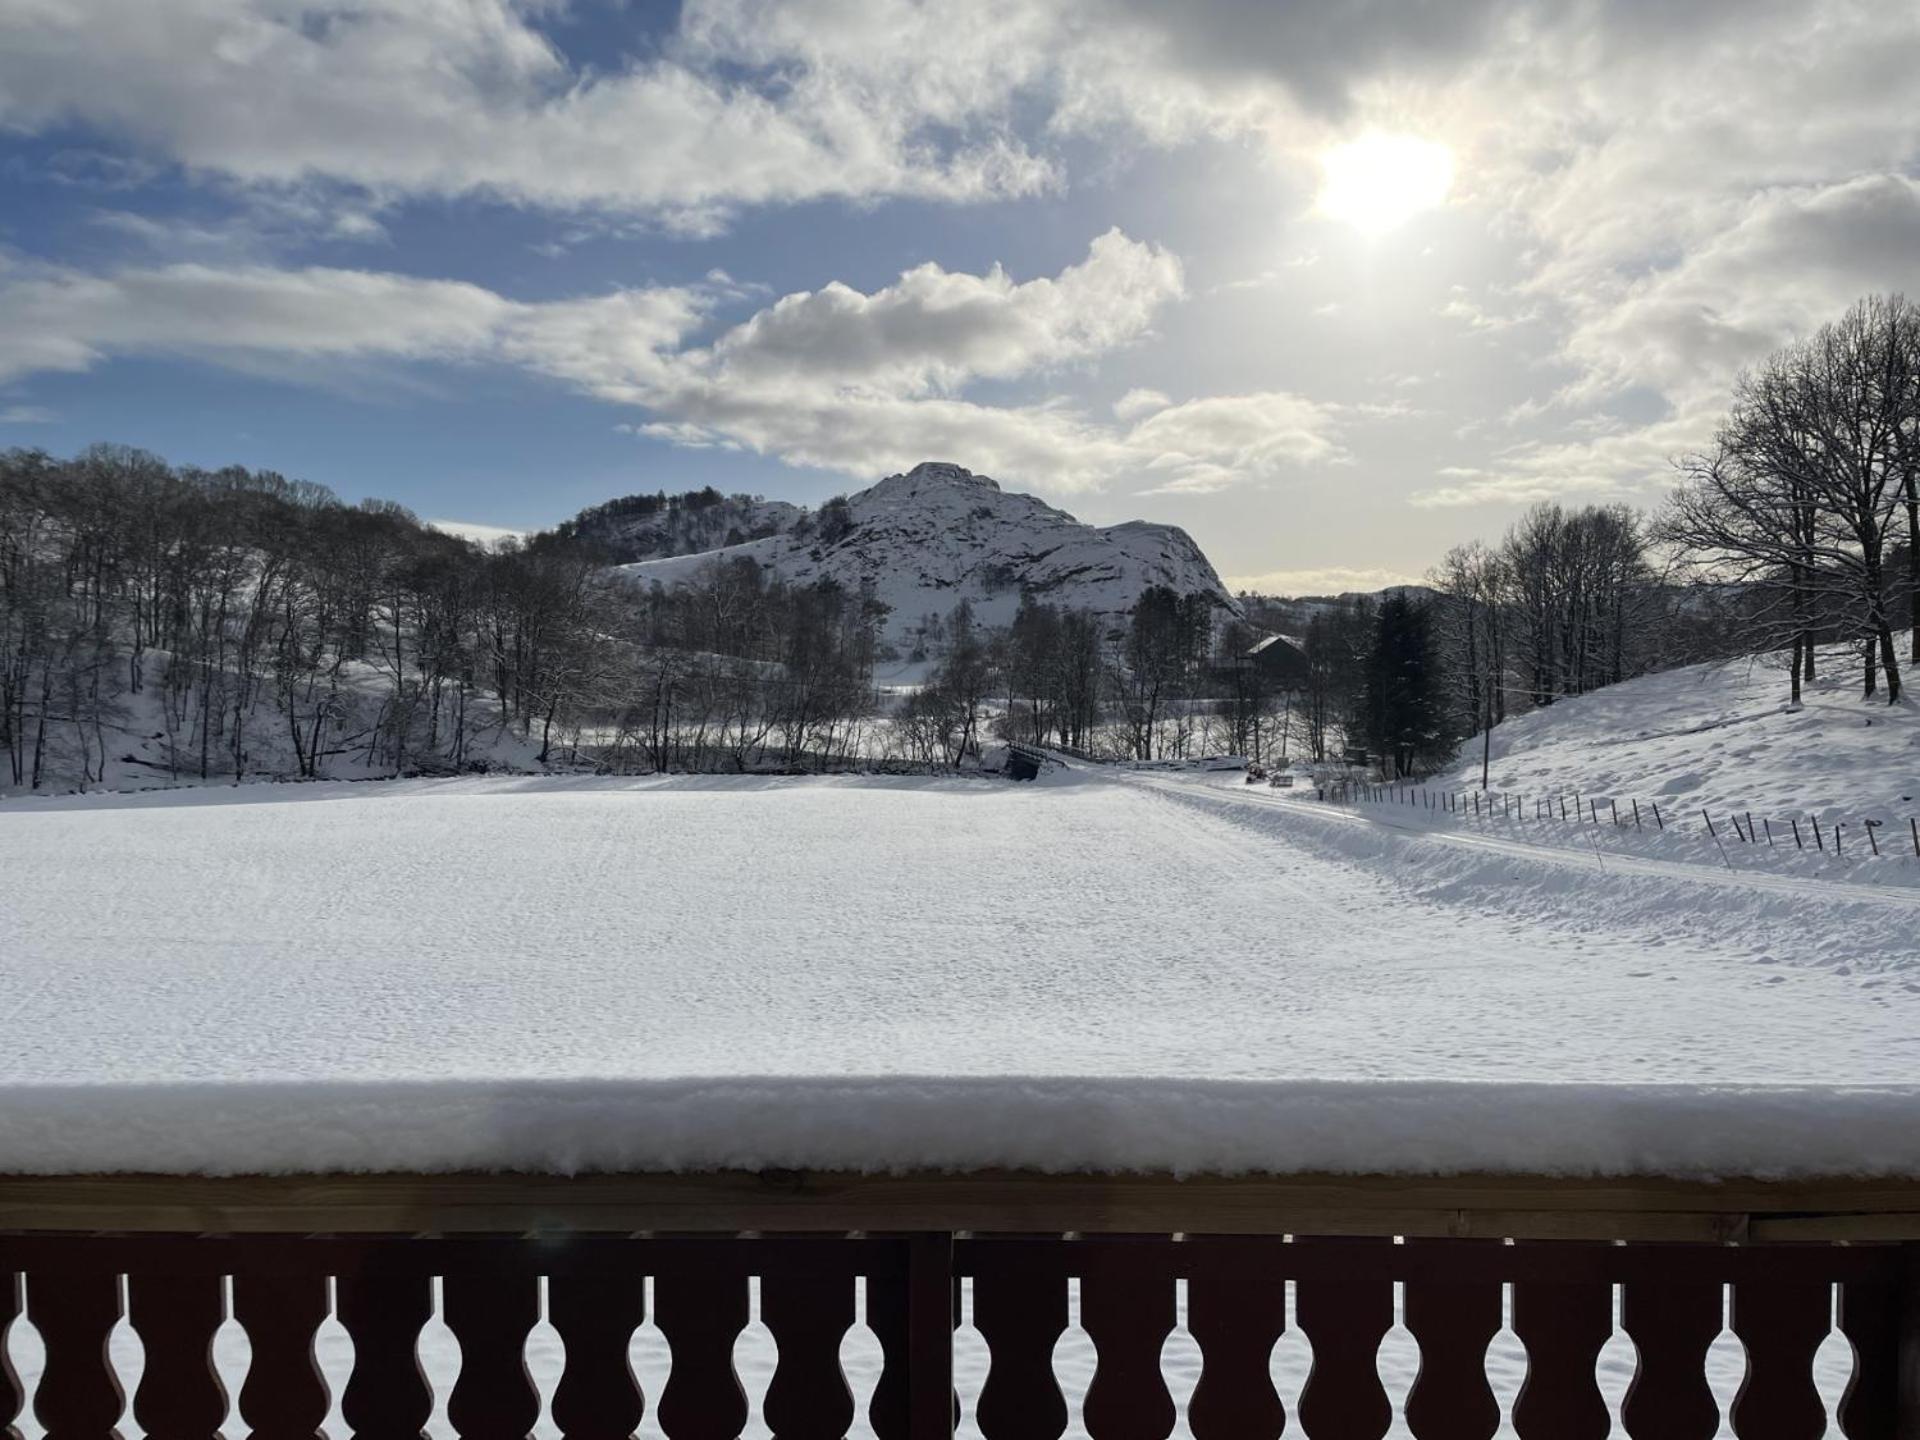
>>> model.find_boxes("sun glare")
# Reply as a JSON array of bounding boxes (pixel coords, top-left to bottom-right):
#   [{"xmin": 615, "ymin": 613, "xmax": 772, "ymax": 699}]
[{"xmin": 1317, "ymin": 133, "xmax": 1455, "ymax": 236}]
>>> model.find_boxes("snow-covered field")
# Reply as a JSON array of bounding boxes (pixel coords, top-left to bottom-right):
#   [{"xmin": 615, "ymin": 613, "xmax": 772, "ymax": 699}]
[
  {"xmin": 2, "ymin": 768, "xmax": 1916, "ymax": 1176},
  {"xmin": 3, "ymin": 769, "xmax": 1909, "ymax": 1438}
]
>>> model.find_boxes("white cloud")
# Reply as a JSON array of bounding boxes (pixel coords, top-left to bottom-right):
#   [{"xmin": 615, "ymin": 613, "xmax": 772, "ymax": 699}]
[
  {"xmin": 1112, "ymin": 387, "xmax": 1170, "ymax": 421},
  {"xmin": 0, "ymin": 404, "xmax": 57, "ymax": 424},
  {"xmin": 0, "ymin": 232, "xmax": 1344, "ymax": 496},
  {"xmin": 699, "ymin": 228, "xmax": 1183, "ymax": 397},
  {"xmin": 0, "ymin": 260, "xmax": 707, "ymax": 388},
  {"xmin": 0, "ymin": 0, "xmax": 1057, "ymax": 231},
  {"xmin": 1130, "ymin": 393, "xmax": 1346, "ymax": 493}
]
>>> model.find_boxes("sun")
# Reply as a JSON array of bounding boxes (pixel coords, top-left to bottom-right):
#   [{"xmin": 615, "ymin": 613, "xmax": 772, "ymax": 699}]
[{"xmin": 1316, "ymin": 133, "xmax": 1455, "ymax": 236}]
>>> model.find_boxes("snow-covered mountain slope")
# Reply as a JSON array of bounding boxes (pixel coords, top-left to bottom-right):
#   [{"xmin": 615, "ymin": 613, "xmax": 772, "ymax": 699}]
[
  {"xmin": 617, "ymin": 462, "xmax": 1239, "ymax": 643},
  {"xmin": 1434, "ymin": 635, "xmax": 1920, "ymax": 820},
  {"xmin": 557, "ymin": 488, "xmax": 803, "ymax": 563}
]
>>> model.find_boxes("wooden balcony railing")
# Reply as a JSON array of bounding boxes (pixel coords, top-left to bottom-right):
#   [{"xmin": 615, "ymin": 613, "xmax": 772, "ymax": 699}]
[{"xmin": 2, "ymin": 1168, "xmax": 1917, "ymax": 1438}]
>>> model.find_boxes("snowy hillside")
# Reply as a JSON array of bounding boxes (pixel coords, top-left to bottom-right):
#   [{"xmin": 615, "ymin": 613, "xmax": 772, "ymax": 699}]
[
  {"xmin": 618, "ymin": 462, "xmax": 1239, "ymax": 644},
  {"xmin": 555, "ymin": 487, "xmax": 803, "ymax": 563},
  {"xmin": 1434, "ymin": 636, "xmax": 1920, "ymax": 820}
]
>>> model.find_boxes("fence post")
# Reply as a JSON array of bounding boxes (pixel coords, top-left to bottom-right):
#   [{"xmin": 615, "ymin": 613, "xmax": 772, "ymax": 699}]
[
  {"xmin": 908, "ymin": 1232, "xmax": 956, "ymax": 1440},
  {"xmin": 1589, "ymin": 799, "xmax": 1599, "ymax": 825},
  {"xmin": 1703, "ymin": 810, "xmax": 1717, "ymax": 838},
  {"xmin": 1836, "ymin": 824, "xmax": 1845, "ymax": 857},
  {"xmin": 1633, "ymin": 800, "xmax": 1642, "ymax": 829},
  {"xmin": 1813, "ymin": 817, "xmax": 1824, "ymax": 852},
  {"xmin": 1912, "ymin": 818, "xmax": 1918, "ymax": 857},
  {"xmin": 1867, "ymin": 820, "xmax": 1882, "ymax": 857},
  {"xmin": 1652, "ymin": 802, "xmax": 1663, "ymax": 830},
  {"xmin": 1559, "ymin": 797, "xmax": 1568, "ymax": 822},
  {"xmin": 1793, "ymin": 819, "xmax": 1803, "ymax": 850},
  {"xmin": 1611, "ymin": 800, "xmax": 1620, "ymax": 827},
  {"xmin": 1764, "ymin": 818, "xmax": 1773, "ymax": 846}
]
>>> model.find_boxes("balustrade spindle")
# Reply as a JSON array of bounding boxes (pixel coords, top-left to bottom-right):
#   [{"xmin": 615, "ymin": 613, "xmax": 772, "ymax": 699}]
[
  {"xmin": 232, "ymin": 1273, "xmax": 332, "ymax": 1440},
  {"xmin": 547, "ymin": 1270, "xmax": 646, "ymax": 1440},
  {"xmin": 26, "ymin": 1269, "xmax": 126, "ymax": 1440},
  {"xmin": 652, "ymin": 1269, "xmax": 749, "ymax": 1440},
  {"xmin": 1079, "ymin": 1248, "xmax": 1176, "ymax": 1440},
  {"xmin": 2, "ymin": 1272, "xmax": 24, "ymax": 1440},
  {"xmin": 1184, "ymin": 1252, "xmax": 1284, "ymax": 1440},
  {"xmin": 128, "ymin": 1271, "xmax": 229, "ymax": 1440},
  {"xmin": 336, "ymin": 1270, "xmax": 434, "ymax": 1440},
  {"xmin": 1508, "ymin": 1275, "xmax": 1611, "ymax": 1440},
  {"xmin": 1294, "ymin": 1239, "xmax": 1394, "ymax": 1440},
  {"xmin": 1835, "ymin": 1271, "xmax": 1904, "ymax": 1440},
  {"xmin": 761, "ymin": 1270, "xmax": 856, "ymax": 1440},
  {"xmin": 970, "ymin": 1252, "xmax": 1068, "ymax": 1440},
  {"xmin": 1620, "ymin": 1279, "xmax": 1722, "ymax": 1440},
  {"xmin": 443, "ymin": 1267, "xmax": 541, "ymax": 1440},
  {"xmin": 1401, "ymin": 1241, "xmax": 1501, "ymax": 1440},
  {"xmin": 1728, "ymin": 1278, "xmax": 1829, "ymax": 1440}
]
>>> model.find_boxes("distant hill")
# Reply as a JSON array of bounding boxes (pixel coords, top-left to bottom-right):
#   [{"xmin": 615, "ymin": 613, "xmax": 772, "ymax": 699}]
[
  {"xmin": 617, "ymin": 461, "xmax": 1240, "ymax": 646},
  {"xmin": 1241, "ymin": 585, "xmax": 1438, "ymax": 635},
  {"xmin": 550, "ymin": 487, "xmax": 803, "ymax": 564}
]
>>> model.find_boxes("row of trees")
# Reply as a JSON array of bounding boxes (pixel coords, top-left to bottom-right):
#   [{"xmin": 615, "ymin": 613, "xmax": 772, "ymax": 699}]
[
  {"xmin": 1663, "ymin": 293, "xmax": 1920, "ymax": 703},
  {"xmin": 0, "ymin": 447, "xmax": 899, "ymax": 791},
  {"xmin": 2, "ymin": 442, "xmax": 1269, "ymax": 788}
]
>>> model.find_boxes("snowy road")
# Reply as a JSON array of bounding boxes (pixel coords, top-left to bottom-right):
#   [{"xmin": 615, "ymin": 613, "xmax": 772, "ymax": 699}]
[{"xmin": 1, "ymin": 770, "xmax": 1916, "ymax": 1177}]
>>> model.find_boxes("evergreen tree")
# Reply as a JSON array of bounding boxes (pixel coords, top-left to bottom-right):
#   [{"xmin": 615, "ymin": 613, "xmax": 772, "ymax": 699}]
[{"xmin": 1361, "ymin": 592, "xmax": 1450, "ymax": 777}]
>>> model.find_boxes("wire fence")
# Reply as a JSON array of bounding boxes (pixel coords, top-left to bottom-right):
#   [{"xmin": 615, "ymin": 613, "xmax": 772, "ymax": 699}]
[{"xmin": 1316, "ymin": 778, "xmax": 1920, "ymax": 869}]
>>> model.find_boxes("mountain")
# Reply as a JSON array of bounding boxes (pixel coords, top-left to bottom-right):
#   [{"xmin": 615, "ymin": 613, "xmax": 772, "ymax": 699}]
[
  {"xmin": 552, "ymin": 486, "xmax": 804, "ymax": 564},
  {"xmin": 616, "ymin": 461, "xmax": 1239, "ymax": 646}
]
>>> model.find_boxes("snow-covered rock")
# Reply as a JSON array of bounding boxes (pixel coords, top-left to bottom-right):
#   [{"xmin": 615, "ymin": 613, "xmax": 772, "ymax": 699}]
[{"xmin": 616, "ymin": 461, "xmax": 1239, "ymax": 644}]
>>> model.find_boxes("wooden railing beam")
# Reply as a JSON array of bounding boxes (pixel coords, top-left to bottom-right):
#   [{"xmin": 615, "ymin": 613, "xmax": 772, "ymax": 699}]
[{"xmin": 2, "ymin": 1168, "xmax": 1919, "ymax": 1240}]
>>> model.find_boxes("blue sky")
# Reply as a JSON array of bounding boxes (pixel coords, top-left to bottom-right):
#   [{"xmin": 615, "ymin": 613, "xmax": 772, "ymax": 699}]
[{"xmin": 3, "ymin": 0, "xmax": 1918, "ymax": 591}]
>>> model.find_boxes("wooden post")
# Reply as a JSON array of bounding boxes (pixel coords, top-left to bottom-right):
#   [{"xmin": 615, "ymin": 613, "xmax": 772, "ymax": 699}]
[
  {"xmin": 1912, "ymin": 817, "xmax": 1918, "ymax": 857},
  {"xmin": 1633, "ymin": 800, "xmax": 1642, "ymax": 829},
  {"xmin": 1611, "ymin": 800, "xmax": 1620, "ymax": 826},
  {"xmin": 1652, "ymin": 802, "xmax": 1663, "ymax": 830},
  {"xmin": 908, "ymin": 1232, "xmax": 955, "ymax": 1440},
  {"xmin": 1793, "ymin": 819, "xmax": 1803, "ymax": 850},
  {"xmin": 1746, "ymin": 812, "xmax": 1755, "ymax": 843},
  {"xmin": 1703, "ymin": 810, "xmax": 1717, "ymax": 838},
  {"xmin": 1813, "ymin": 817, "xmax": 1824, "ymax": 851},
  {"xmin": 1867, "ymin": 820, "xmax": 1882, "ymax": 857},
  {"xmin": 1902, "ymin": 1245, "xmax": 1920, "ymax": 1435},
  {"xmin": 1764, "ymin": 818, "xmax": 1773, "ymax": 846}
]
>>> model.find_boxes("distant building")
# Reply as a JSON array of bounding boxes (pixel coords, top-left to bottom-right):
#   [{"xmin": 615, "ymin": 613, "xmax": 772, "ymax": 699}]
[{"xmin": 1243, "ymin": 633, "xmax": 1309, "ymax": 690}]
